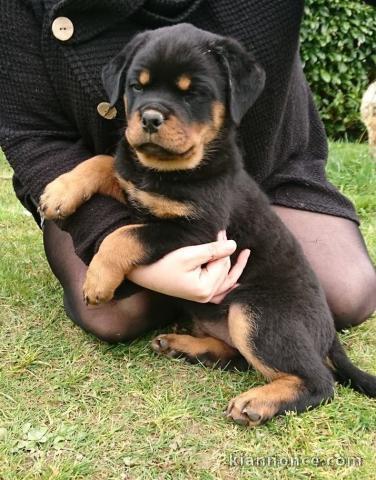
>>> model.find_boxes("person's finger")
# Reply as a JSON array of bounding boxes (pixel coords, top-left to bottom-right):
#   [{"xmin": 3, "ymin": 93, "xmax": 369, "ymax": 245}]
[
  {"xmin": 197, "ymin": 255, "xmax": 232, "ymax": 299},
  {"xmin": 210, "ymin": 249, "xmax": 250, "ymax": 300},
  {"xmin": 183, "ymin": 239, "xmax": 237, "ymax": 268},
  {"xmin": 210, "ymin": 283, "xmax": 239, "ymax": 304},
  {"xmin": 202, "ymin": 254, "xmax": 231, "ymax": 281},
  {"xmin": 224, "ymin": 249, "xmax": 251, "ymax": 286},
  {"xmin": 217, "ymin": 230, "xmax": 226, "ymax": 241}
]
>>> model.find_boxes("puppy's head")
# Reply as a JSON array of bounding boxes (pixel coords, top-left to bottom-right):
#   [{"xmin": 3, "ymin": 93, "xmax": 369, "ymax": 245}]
[{"xmin": 102, "ymin": 24, "xmax": 265, "ymax": 171}]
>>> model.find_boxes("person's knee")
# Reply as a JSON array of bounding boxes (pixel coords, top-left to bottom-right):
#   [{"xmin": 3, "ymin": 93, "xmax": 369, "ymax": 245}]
[
  {"xmin": 81, "ymin": 314, "xmax": 135, "ymax": 343},
  {"xmin": 64, "ymin": 291, "xmax": 154, "ymax": 343},
  {"xmin": 328, "ymin": 269, "xmax": 376, "ymax": 329}
]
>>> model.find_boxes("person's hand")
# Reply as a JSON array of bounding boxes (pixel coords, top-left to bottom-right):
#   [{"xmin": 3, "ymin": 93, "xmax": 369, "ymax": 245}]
[{"xmin": 127, "ymin": 231, "xmax": 250, "ymax": 304}]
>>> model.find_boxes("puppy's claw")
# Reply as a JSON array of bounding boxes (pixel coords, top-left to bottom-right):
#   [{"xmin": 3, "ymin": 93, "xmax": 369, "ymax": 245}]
[{"xmin": 157, "ymin": 337, "xmax": 169, "ymax": 350}]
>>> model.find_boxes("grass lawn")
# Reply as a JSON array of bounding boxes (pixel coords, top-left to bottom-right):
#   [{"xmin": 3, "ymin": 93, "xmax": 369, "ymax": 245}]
[{"xmin": 0, "ymin": 143, "xmax": 375, "ymax": 480}]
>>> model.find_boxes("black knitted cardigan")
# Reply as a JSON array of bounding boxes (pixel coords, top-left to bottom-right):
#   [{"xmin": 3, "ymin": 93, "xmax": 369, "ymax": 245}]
[{"xmin": 0, "ymin": 0, "xmax": 362, "ymax": 263}]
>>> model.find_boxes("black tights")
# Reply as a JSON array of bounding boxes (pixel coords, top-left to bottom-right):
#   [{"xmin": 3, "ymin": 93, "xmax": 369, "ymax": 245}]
[
  {"xmin": 43, "ymin": 221, "xmax": 178, "ymax": 343},
  {"xmin": 273, "ymin": 206, "xmax": 376, "ymax": 328},
  {"xmin": 43, "ymin": 208, "xmax": 376, "ymax": 343}
]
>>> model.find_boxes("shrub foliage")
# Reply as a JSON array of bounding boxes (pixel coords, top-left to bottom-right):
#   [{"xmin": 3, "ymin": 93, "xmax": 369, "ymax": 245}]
[{"xmin": 300, "ymin": 0, "xmax": 375, "ymax": 139}]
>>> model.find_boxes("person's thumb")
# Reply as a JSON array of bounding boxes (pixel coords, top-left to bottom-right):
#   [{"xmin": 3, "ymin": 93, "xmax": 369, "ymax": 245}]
[{"xmin": 184, "ymin": 239, "xmax": 237, "ymax": 269}]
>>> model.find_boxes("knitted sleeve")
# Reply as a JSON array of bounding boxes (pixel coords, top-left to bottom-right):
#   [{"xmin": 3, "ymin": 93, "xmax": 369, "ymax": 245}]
[{"xmin": 0, "ymin": 0, "xmax": 129, "ymax": 263}]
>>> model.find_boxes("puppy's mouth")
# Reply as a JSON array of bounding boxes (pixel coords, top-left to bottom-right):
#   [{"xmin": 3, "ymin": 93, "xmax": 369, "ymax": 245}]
[{"xmin": 134, "ymin": 142, "xmax": 194, "ymax": 160}]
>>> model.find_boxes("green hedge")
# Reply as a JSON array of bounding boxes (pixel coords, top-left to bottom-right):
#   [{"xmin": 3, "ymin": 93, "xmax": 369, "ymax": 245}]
[{"xmin": 300, "ymin": 0, "xmax": 375, "ymax": 140}]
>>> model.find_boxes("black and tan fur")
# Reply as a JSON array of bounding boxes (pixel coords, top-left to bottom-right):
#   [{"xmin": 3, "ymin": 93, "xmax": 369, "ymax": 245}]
[{"xmin": 40, "ymin": 24, "xmax": 376, "ymax": 426}]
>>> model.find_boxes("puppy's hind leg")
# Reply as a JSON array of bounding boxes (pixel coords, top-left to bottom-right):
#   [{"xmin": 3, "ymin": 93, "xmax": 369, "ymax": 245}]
[
  {"xmin": 226, "ymin": 303, "xmax": 335, "ymax": 426},
  {"xmin": 152, "ymin": 333, "xmax": 248, "ymax": 370}
]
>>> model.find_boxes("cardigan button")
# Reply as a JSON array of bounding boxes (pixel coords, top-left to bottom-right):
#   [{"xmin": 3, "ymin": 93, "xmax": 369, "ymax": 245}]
[
  {"xmin": 97, "ymin": 102, "xmax": 117, "ymax": 120},
  {"xmin": 52, "ymin": 17, "xmax": 74, "ymax": 42}
]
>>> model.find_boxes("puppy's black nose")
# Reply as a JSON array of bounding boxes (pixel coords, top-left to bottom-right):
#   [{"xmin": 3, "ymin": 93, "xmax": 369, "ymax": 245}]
[{"xmin": 142, "ymin": 110, "xmax": 164, "ymax": 133}]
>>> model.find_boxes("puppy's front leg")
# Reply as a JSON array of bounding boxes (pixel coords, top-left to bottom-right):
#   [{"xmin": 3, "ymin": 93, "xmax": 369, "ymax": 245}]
[
  {"xmin": 83, "ymin": 222, "xmax": 203, "ymax": 305},
  {"xmin": 39, "ymin": 155, "xmax": 124, "ymax": 219},
  {"xmin": 83, "ymin": 224, "xmax": 146, "ymax": 305}
]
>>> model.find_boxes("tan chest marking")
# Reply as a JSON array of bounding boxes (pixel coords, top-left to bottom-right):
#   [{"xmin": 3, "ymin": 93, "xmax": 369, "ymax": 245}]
[{"xmin": 117, "ymin": 177, "xmax": 196, "ymax": 219}]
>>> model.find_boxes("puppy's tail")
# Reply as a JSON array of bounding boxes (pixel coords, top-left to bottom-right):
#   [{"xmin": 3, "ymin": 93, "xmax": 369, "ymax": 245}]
[{"xmin": 328, "ymin": 335, "xmax": 376, "ymax": 397}]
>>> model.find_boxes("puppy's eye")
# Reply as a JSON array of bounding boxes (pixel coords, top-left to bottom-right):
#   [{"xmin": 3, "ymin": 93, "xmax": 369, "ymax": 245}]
[
  {"xmin": 182, "ymin": 90, "xmax": 196, "ymax": 104},
  {"xmin": 131, "ymin": 83, "xmax": 143, "ymax": 92}
]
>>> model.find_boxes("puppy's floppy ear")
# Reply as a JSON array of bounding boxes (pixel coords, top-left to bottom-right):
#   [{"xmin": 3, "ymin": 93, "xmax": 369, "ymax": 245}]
[
  {"xmin": 211, "ymin": 38, "xmax": 265, "ymax": 125},
  {"xmin": 102, "ymin": 31, "xmax": 151, "ymax": 105}
]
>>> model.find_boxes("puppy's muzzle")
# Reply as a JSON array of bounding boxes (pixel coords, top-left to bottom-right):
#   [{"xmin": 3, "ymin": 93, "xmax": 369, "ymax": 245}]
[{"xmin": 142, "ymin": 109, "xmax": 165, "ymax": 134}]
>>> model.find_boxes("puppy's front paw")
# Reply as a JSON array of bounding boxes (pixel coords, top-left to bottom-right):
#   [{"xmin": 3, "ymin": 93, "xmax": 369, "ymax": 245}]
[
  {"xmin": 82, "ymin": 226, "xmax": 145, "ymax": 305},
  {"xmin": 82, "ymin": 276, "xmax": 114, "ymax": 306},
  {"xmin": 82, "ymin": 267, "xmax": 116, "ymax": 305},
  {"xmin": 82, "ymin": 254, "xmax": 126, "ymax": 305},
  {"xmin": 39, "ymin": 175, "xmax": 90, "ymax": 220}
]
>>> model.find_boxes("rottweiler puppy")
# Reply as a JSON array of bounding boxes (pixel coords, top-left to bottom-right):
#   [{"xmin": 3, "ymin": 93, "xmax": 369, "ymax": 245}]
[{"xmin": 40, "ymin": 24, "xmax": 376, "ymax": 426}]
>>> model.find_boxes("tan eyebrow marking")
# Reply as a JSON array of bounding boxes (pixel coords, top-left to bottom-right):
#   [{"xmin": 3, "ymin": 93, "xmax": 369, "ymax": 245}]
[
  {"xmin": 177, "ymin": 74, "xmax": 191, "ymax": 91},
  {"xmin": 139, "ymin": 69, "xmax": 150, "ymax": 86}
]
